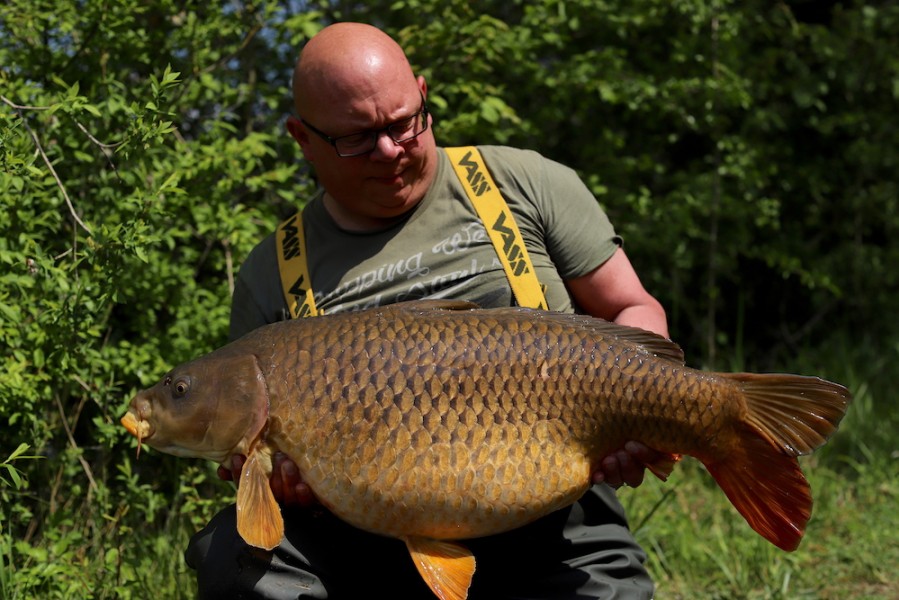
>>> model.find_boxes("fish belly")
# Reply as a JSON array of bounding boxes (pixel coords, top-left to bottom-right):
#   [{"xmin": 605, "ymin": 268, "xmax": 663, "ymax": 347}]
[{"xmin": 270, "ymin": 413, "xmax": 593, "ymax": 540}]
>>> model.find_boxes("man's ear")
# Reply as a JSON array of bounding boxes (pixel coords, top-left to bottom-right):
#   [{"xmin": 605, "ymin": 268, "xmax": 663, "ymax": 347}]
[
  {"xmin": 286, "ymin": 116, "xmax": 314, "ymax": 161},
  {"xmin": 416, "ymin": 76, "xmax": 432, "ymax": 129}
]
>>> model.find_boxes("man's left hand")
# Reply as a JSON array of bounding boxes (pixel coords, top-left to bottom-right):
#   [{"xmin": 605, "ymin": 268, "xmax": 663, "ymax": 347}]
[{"xmin": 592, "ymin": 441, "xmax": 660, "ymax": 488}]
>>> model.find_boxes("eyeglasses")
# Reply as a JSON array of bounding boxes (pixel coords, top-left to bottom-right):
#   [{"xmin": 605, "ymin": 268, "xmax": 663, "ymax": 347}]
[{"xmin": 300, "ymin": 94, "xmax": 429, "ymax": 158}]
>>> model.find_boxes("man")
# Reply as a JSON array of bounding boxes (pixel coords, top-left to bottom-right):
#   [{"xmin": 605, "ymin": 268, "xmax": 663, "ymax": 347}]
[{"xmin": 187, "ymin": 22, "xmax": 668, "ymax": 599}]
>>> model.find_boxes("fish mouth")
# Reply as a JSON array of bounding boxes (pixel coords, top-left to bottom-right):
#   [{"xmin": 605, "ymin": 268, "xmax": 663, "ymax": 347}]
[{"xmin": 121, "ymin": 410, "xmax": 153, "ymax": 456}]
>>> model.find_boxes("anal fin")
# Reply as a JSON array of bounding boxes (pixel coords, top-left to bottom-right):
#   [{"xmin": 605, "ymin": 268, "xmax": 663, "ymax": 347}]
[
  {"xmin": 404, "ymin": 536, "xmax": 475, "ymax": 600},
  {"xmin": 236, "ymin": 450, "xmax": 284, "ymax": 551},
  {"xmin": 645, "ymin": 452, "xmax": 682, "ymax": 482}
]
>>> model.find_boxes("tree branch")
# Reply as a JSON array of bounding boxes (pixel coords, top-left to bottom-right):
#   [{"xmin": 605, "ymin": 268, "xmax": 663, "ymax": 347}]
[{"xmin": 2, "ymin": 95, "xmax": 93, "ymax": 235}]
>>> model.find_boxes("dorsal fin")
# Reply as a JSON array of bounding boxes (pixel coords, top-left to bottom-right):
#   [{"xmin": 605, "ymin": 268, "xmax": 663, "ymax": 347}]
[
  {"xmin": 385, "ymin": 300, "xmax": 684, "ymax": 364},
  {"xmin": 575, "ymin": 317, "xmax": 684, "ymax": 364},
  {"xmin": 389, "ymin": 299, "xmax": 482, "ymax": 313},
  {"xmin": 488, "ymin": 307, "xmax": 685, "ymax": 365}
]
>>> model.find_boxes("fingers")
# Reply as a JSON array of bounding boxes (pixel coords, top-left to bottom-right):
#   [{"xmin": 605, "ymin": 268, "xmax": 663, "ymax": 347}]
[
  {"xmin": 219, "ymin": 455, "xmax": 245, "ymax": 484},
  {"xmin": 217, "ymin": 464, "xmax": 233, "ymax": 482},
  {"xmin": 221, "ymin": 452, "xmax": 318, "ymax": 507},
  {"xmin": 598, "ymin": 449, "xmax": 632, "ymax": 488},
  {"xmin": 270, "ymin": 452, "xmax": 319, "ymax": 507},
  {"xmin": 270, "ymin": 452, "xmax": 294, "ymax": 503},
  {"xmin": 624, "ymin": 441, "xmax": 660, "ymax": 465},
  {"xmin": 593, "ymin": 442, "xmax": 661, "ymax": 489},
  {"xmin": 618, "ymin": 446, "xmax": 646, "ymax": 488},
  {"xmin": 269, "ymin": 455, "xmax": 285, "ymax": 501},
  {"xmin": 294, "ymin": 481, "xmax": 317, "ymax": 507}
]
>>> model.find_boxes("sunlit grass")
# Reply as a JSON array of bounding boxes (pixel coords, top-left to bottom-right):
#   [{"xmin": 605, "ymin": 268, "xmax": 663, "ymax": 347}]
[{"xmin": 621, "ymin": 453, "xmax": 897, "ymax": 599}]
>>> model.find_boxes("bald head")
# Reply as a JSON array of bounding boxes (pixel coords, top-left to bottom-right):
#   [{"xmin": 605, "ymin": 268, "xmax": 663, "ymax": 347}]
[
  {"xmin": 286, "ymin": 23, "xmax": 438, "ymax": 230},
  {"xmin": 293, "ymin": 23, "xmax": 418, "ymax": 117}
]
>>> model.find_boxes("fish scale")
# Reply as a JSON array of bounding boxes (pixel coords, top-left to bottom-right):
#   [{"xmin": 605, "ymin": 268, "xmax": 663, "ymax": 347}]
[{"xmin": 121, "ymin": 299, "xmax": 851, "ymax": 600}]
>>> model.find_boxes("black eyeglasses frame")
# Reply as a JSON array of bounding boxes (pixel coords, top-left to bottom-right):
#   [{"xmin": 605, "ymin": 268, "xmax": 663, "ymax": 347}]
[{"xmin": 300, "ymin": 93, "xmax": 429, "ymax": 158}]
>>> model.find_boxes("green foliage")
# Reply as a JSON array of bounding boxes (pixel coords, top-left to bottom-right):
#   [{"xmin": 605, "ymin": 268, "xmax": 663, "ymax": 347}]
[
  {"xmin": 0, "ymin": 444, "xmax": 39, "ymax": 490},
  {"xmin": 1, "ymin": 0, "xmax": 306, "ymax": 595},
  {"xmin": 1, "ymin": 0, "xmax": 896, "ymax": 597}
]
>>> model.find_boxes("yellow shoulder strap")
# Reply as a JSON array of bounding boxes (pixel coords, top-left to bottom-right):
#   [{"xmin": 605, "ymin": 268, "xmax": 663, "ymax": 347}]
[
  {"xmin": 275, "ymin": 211, "xmax": 320, "ymax": 318},
  {"xmin": 445, "ymin": 146, "xmax": 547, "ymax": 310}
]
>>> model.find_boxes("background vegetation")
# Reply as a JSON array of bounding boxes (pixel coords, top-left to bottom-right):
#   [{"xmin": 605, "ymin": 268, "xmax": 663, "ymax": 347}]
[{"xmin": 1, "ymin": 0, "xmax": 896, "ymax": 597}]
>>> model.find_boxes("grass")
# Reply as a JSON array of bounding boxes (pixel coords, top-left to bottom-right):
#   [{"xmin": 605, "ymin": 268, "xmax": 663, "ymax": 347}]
[
  {"xmin": 620, "ymin": 453, "xmax": 898, "ymax": 599},
  {"xmin": 2, "ymin": 336, "xmax": 897, "ymax": 599}
]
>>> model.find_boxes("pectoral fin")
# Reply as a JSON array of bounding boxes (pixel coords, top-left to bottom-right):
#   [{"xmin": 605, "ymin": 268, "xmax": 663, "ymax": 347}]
[
  {"xmin": 404, "ymin": 536, "xmax": 475, "ymax": 600},
  {"xmin": 236, "ymin": 450, "xmax": 284, "ymax": 551}
]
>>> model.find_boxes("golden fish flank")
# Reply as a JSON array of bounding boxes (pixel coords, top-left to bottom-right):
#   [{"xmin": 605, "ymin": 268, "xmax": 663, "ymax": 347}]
[{"xmin": 121, "ymin": 299, "xmax": 851, "ymax": 600}]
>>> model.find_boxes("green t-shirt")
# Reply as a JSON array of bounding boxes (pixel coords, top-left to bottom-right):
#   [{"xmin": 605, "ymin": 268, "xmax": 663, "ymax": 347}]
[{"xmin": 230, "ymin": 145, "xmax": 621, "ymax": 339}]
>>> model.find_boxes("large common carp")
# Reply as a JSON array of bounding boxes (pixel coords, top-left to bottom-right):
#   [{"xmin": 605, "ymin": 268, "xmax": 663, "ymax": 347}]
[{"xmin": 121, "ymin": 300, "xmax": 850, "ymax": 600}]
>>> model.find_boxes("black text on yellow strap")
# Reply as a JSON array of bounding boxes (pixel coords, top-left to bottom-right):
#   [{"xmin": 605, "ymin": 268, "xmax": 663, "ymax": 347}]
[
  {"xmin": 455, "ymin": 150, "xmax": 492, "ymax": 196},
  {"xmin": 280, "ymin": 215, "xmax": 302, "ymax": 260},
  {"xmin": 276, "ymin": 212, "xmax": 319, "ymax": 318},
  {"xmin": 491, "ymin": 211, "xmax": 531, "ymax": 276}
]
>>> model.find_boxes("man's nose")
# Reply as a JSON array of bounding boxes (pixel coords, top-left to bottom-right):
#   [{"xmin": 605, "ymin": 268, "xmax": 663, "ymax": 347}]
[{"xmin": 369, "ymin": 130, "xmax": 403, "ymax": 161}]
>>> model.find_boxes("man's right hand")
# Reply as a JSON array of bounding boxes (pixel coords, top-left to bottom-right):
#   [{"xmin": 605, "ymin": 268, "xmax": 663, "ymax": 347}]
[{"xmin": 218, "ymin": 452, "xmax": 319, "ymax": 507}]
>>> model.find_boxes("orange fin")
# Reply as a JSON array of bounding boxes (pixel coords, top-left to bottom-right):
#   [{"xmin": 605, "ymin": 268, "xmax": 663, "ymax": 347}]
[
  {"xmin": 404, "ymin": 536, "xmax": 475, "ymax": 600},
  {"xmin": 703, "ymin": 374, "xmax": 850, "ymax": 551},
  {"xmin": 723, "ymin": 373, "xmax": 851, "ymax": 455},
  {"xmin": 705, "ymin": 425, "xmax": 810, "ymax": 551},
  {"xmin": 236, "ymin": 450, "xmax": 284, "ymax": 551},
  {"xmin": 645, "ymin": 452, "xmax": 681, "ymax": 481}
]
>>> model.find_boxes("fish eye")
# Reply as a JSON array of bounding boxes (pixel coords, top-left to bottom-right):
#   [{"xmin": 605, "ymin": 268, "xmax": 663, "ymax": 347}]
[{"xmin": 172, "ymin": 377, "xmax": 190, "ymax": 398}]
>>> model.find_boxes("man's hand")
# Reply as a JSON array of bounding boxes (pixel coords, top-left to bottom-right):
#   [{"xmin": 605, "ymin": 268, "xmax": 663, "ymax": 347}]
[
  {"xmin": 592, "ymin": 441, "xmax": 660, "ymax": 488},
  {"xmin": 217, "ymin": 452, "xmax": 318, "ymax": 507}
]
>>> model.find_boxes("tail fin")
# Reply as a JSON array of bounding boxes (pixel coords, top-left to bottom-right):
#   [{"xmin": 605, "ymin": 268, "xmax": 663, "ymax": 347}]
[
  {"xmin": 704, "ymin": 373, "xmax": 851, "ymax": 551},
  {"xmin": 731, "ymin": 373, "xmax": 851, "ymax": 456}
]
